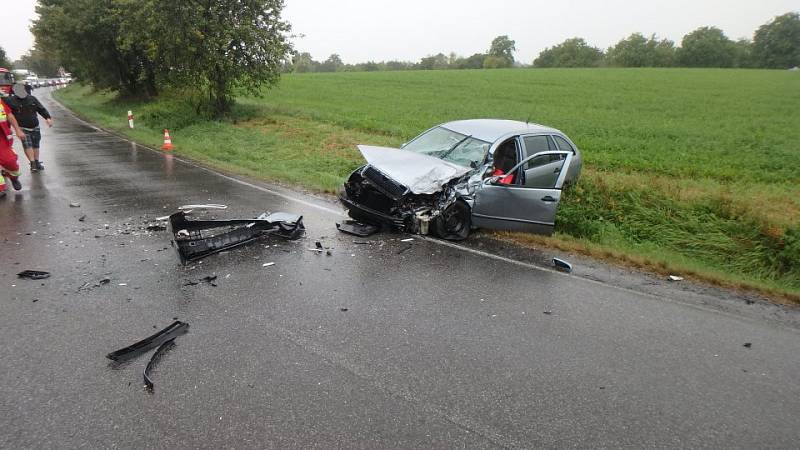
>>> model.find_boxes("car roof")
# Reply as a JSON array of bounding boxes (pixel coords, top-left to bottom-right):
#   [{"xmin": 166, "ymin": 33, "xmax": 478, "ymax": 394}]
[{"xmin": 440, "ymin": 119, "xmax": 559, "ymax": 143}]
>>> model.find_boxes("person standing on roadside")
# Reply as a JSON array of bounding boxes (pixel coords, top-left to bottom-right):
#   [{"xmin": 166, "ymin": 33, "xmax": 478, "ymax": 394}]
[
  {"xmin": 0, "ymin": 96, "xmax": 26, "ymax": 197},
  {"xmin": 2, "ymin": 83, "xmax": 53, "ymax": 172}
]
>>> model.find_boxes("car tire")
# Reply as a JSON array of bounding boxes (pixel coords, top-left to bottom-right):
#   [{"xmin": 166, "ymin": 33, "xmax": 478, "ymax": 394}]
[{"xmin": 434, "ymin": 200, "xmax": 471, "ymax": 241}]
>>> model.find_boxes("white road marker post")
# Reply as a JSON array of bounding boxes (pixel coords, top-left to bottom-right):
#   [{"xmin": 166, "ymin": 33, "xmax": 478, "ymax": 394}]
[{"xmin": 127, "ymin": 110, "xmax": 134, "ymax": 129}]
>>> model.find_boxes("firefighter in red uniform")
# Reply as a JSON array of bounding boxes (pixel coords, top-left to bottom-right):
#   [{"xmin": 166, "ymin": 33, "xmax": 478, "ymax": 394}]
[{"xmin": 0, "ymin": 98, "xmax": 26, "ymax": 197}]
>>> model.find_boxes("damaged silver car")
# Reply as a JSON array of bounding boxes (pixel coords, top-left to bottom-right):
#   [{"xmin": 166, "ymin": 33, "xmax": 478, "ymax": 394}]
[{"xmin": 340, "ymin": 119, "xmax": 582, "ymax": 241}]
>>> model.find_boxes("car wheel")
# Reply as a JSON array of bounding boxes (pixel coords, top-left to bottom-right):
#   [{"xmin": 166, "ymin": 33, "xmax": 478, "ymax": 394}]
[{"xmin": 434, "ymin": 201, "xmax": 471, "ymax": 241}]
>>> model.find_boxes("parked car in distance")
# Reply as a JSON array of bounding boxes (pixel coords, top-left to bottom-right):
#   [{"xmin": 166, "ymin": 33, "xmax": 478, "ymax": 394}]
[{"xmin": 340, "ymin": 119, "xmax": 583, "ymax": 240}]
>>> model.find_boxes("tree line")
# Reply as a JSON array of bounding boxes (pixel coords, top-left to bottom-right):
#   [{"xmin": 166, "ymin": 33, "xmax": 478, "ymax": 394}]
[
  {"xmin": 29, "ymin": 0, "xmax": 293, "ymax": 115},
  {"xmin": 289, "ymin": 12, "xmax": 799, "ymax": 73}
]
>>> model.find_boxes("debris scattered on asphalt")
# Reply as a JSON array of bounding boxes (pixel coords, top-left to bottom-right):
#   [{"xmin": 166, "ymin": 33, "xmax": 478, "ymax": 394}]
[
  {"xmin": 106, "ymin": 321, "xmax": 189, "ymax": 362},
  {"xmin": 69, "ymin": 202, "xmax": 81, "ymax": 208},
  {"xmin": 315, "ymin": 241, "xmax": 323, "ymax": 249},
  {"xmin": 169, "ymin": 210, "xmax": 304, "ymax": 264},
  {"xmin": 143, "ymin": 338, "xmax": 176, "ymax": 391},
  {"xmin": 400, "ymin": 238, "xmax": 414, "ymax": 243},
  {"xmin": 326, "ymin": 250, "xmax": 332, "ymax": 256},
  {"xmin": 340, "ymin": 308, "xmax": 349, "ymax": 312},
  {"xmin": 99, "ymin": 277, "xmax": 111, "ymax": 285},
  {"xmin": 553, "ymin": 258, "xmax": 572, "ymax": 273},
  {"xmin": 543, "ymin": 311, "xmax": 553, "ymax": 315},
  {"xmin": 183, "ymin": 280, "xmax": 199, "ymax": 287},
  {"xmin": 262, "ymin": 262, "xmax": 275, "ymax": 267},
  {"xmin": 668, "ymin": 275, "xmax": 684, "ymax": 282},
  {"xmin": 336, "ymin": 220, "xmax": 379, "ymax": 237},
  {"xmin": 146, "ymin": 222, "xmax": 167, "ymax": 231},
  {"xmin": 397, "ymin": 245, "xmax": 412, "ymax": 255},
  {"xmin": 308, "ymin": 248, "xmax": 324, "ymax": 253},
  {"xmin": 78, "ymin": 215, "xmax": 86, "ymax": 222},
  {"xmin": 201, "ymin": 275, "xmax": 218, "ymax": 287},
  {"xmin": 743, "ymin": 343, "xmax": 752, "ymax": 348},
  {"xmin": 17, "ymin": 270, "xmax": 51, "ymax": 280}
]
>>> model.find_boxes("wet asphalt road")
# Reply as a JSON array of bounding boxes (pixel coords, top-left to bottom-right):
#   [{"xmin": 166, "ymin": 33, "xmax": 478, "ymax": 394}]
[{"xmin": 1, "ymin": 89, "xmax": 799, "ymax": 449}]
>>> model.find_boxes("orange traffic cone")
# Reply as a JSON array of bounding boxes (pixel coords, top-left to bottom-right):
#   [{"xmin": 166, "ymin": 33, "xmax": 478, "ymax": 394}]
[{"xmin": 161, "ymin": 129, "xmax": 174, "ymax": 151}]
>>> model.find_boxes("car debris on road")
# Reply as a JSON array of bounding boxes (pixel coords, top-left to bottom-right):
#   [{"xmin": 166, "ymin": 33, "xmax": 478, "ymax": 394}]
[
  {"xmin": 106, "ymin": 321, "xmax": 189, "ymax": 392},
  {"xmin": 107, "ymin": 321, "xmax": 189, "ymax": 362},
  {"xmin": 17, "ymin": 270, "xmax": 51, "ymax": 280},
  {"xmin": 168, "ymin": 210, "xmax": 304, "ymax": 264},
  {"xmin": 553, "ymin": 258, "xmax": 573, "ymax": 273}
]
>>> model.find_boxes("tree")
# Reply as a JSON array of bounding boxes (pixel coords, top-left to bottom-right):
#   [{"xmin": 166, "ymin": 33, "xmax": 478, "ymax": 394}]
[
  {"xmin": 33, "ymin": 0, "xmax": 157, "ymax": 96},
  {"xmin": 488, "ymin": 35, "xmax": 516, "ymax": 67},
  {"xmin": 454, "ymin": 53, "xmax": 486, "ymax": 69},
  {"xmin": 753, "ymin": 12, "xmax": 800, "ymax": 69},
  {"xmin": 292, "ymin": 52, "xmax": 316, "ymax": 73},
  {"xmin": 130, "ymin": 0, "xmax": 292, "ymax": 115},
  {"xmin": 318, "ymin": 54, "xmax": 343, "ymax": 72},
  {"xmin": 606, "ymin": 33, "xmax": 675, "ymax": 67},
  {"xmin": 677, "ymin": 27, "xmax": 736, "ymax": 67},
  {"xmin": 18, "ymin": 47, "xmax": 62, "ymax": 77},
  {"xmin": 0, "ymin": 46, "xmax": 11, "ymax": 68},
  {"xmin": 733, "ymin": 39, "xmax": 755, "ymax": 68},
  {"xmin": 417, "ymin": 53, "xmax": 449, "ymax": 70},
  {"xmin": 533, "ymin": 38, "xmax": 604, "ymax": 68}
]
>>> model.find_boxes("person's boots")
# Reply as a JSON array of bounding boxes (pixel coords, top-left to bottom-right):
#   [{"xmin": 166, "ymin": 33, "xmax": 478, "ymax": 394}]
[
  {"xmin": 30, "ymin": 161, "xmax": 39, "ymax": 173},
  {"xmin": 10, "ymin": 176, "xmax": 21, "ymax": 191},
  {"xmin": 36, "ymin": 160, "xmax": 44, "ymax": 171}
]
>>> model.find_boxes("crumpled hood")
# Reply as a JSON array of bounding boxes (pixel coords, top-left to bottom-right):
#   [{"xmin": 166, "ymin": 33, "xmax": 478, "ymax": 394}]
[{"xmin": 357, "ymin": 145, "xmax": 471, "ymax": 195}]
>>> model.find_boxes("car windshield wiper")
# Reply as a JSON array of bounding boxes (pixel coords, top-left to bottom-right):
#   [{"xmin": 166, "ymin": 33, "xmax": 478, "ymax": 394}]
[{"xmin": 438, "ymin": 135, "xmax": 472, "ymax": 160}]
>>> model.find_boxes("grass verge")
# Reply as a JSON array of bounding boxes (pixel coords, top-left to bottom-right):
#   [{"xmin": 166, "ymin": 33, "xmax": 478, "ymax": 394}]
[{"xmin": 53, "ymin": 71, "xmax": 800, "ymax": 303}]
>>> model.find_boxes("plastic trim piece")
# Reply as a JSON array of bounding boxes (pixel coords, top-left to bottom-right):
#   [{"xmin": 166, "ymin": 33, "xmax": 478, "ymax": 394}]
[
  {"xmin": 169, "ymin": 211, "xmax": 305, "ymax": 264},
  {"xmin": 106, "ymin": 321, "xmax": 189, "ymax": 362}
]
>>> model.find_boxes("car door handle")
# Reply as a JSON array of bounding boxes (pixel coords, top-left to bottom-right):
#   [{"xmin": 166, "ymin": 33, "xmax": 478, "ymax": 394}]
[{"xmin": 541, "ymin": 196, "xmax": 557, "ymax": 202}]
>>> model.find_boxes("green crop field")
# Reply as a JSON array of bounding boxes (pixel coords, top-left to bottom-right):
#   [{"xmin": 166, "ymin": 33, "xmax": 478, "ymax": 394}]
[{"xmin": 56, "ymin": 68, "xmax": 800, "ymax": 300}]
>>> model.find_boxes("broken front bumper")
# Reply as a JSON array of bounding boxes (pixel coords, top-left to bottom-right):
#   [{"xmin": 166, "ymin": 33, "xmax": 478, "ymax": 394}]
[
  {"xmin": 339, "ymin": 192, "xmax": 434, "ymax": 235},
  {"xmin": 169, "ymin": 211, "xmax": 305, "ymax": 263}
]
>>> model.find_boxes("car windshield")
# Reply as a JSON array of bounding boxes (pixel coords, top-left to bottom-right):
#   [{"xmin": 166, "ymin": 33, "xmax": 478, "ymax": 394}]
[{"xmin": 403, "ymin": 127, "xmax": 490, "ymax": 168}]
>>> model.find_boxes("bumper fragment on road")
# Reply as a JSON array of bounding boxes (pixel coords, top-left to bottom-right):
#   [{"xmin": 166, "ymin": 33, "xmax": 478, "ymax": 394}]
[
  {"xmin": 169, "ymin": 210, "xmax": 305, "ymax": 264},
  {"xmin": 107, "ymin": 321, "xmax": 190, "ymax": 362}
]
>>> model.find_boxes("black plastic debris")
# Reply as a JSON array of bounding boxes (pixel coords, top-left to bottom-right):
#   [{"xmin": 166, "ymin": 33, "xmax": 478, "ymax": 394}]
[
  {"xmin": 146, "ymin": 223, "xmax": 167, "ymax": 232},
  {"xmin": 17, "ymin": 270, "xmax": 51, "ymax": 280},
  {"xmin": 397, "ymin": 245, "xmax": 412, "ymax": 255},
  {"xmin": 78, "ymin": 215, "xmax": 86, "ymax": 222},
  {"xmin": 336, "ymin": 220, "xmax": 379, "ymax": 237},
  {"xmin": 107, "ymin": 321, "xmax": 189, "ymax": 362},
  {"xmin": 143, "ymin": 338, "xmax": 176, "ymax": 391},
  {"xmin": 553, "ymin": 258, "xmax": 572, "ymax": 273},
  {"xmin": 743, "ymin": 343, "xmax": 752, "ymax": 348},
  {"xmin": 169, "ymin": 211, "xmax": 304, "ymax": 264},
  {"xmin": 315, "ymin": 241, "xmax": 323, "ymax": 250}
]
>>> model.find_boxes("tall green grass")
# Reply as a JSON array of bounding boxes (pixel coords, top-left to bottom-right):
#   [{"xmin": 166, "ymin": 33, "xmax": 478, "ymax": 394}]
[{"xmin": 55, "ymin": 68, "xmax": 800, "ymax": 297}]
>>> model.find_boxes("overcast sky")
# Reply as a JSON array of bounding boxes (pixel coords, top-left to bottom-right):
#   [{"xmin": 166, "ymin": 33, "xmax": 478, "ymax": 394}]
[{"xmin": 2, "ymin": 0, "xmax": 797, "ymax": 63}]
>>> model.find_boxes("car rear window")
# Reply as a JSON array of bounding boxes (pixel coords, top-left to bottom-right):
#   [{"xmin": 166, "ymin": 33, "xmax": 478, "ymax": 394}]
[{"xmin": 553, "ymin": 136, "xmax": 574, "ymax": 151}]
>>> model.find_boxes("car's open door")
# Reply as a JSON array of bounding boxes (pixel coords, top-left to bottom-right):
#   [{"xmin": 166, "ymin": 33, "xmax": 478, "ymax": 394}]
[{"xmin": 471, "ymin": 151, "xmax": 573, "ymax": 235}]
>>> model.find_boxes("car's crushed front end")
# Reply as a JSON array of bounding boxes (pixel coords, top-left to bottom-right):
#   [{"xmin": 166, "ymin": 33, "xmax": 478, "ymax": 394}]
[{"xmin": 340, "ymin": 145, "xmax": 475, "ymax": 237}]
